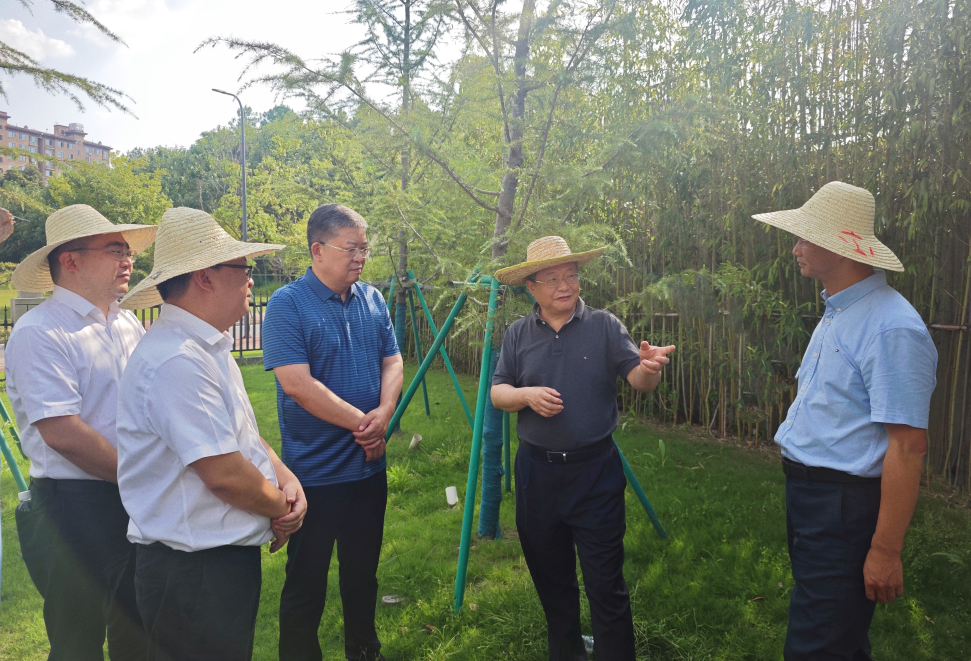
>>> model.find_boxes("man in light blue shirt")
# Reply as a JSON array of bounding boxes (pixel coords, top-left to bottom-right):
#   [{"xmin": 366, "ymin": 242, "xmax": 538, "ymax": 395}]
[{"xmin": 753, "ymin": 181, "xmax": 937, "ymax": 661}]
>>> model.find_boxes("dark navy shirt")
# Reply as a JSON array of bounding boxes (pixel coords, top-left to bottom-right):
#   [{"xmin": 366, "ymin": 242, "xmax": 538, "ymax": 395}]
[
  {"xmin": 493, "ymin": 298, "xmax": 641, "ymax": 451},
  {"xmin": 262, "ymin": 268, "xmax": 400, "ymax": 486}
]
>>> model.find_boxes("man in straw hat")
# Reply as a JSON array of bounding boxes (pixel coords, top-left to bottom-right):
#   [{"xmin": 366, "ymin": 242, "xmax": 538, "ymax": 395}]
[
  {"xmin": 262, "ymin": 203, "xmax": 402, "ymax": 661},
  {"xmin": 753, "ymin": 181, "xmax": 937, "ymax": 660},
  {"xmin": 491, "ymin": 236, "xmax": 676, "ymax": 661},
  {"xmin": 6, "ymin": 204, "xmax": 156, "ymax": 660},
  {"xmin": 115, "ymin": 207, "xmax": 306, "ymax": 660}
]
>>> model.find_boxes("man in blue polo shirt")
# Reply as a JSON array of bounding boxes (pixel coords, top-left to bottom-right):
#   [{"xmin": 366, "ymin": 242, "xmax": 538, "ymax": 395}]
[
  {"xmin": 753, "ymin": 182, "xmax": 938, "ymax": 661},
  {"xmin": 262, "ymin": 203, "xmax": 403, "ymax": 661}
]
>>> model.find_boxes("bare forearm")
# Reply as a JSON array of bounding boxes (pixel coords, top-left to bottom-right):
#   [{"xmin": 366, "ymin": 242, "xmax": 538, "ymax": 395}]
[
  {"xmin": 261, "ymin": 437, "xmax": 296, "ymax": 486},
  {"xmin": 193, "ymin": 453, "xmax": 289, "ymax": 518},
  {"xmin": 35, "ymin": 415, "xmax": 119, "ymax": 482},
  {"xmin": 379, "ymin": 355, "xmax": 404, "ymax": 412},
  {"xmin": 289, "ymin": 379, "xmax": 364, "ymax": 430},
  {"xmin": 628, "ymin": 367, "xmax": 662, "ymax": 392},
  {"xmin": 871, "ymin": 438, "xmax": 924, "ymax": 554},
  {"xmin": 491, "ymin": 384, "xmax": 526, "ymax": 412}
]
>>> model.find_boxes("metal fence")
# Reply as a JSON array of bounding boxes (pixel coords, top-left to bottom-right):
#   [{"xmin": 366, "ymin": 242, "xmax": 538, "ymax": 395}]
[{"xmin": 133, "ymin": 293, "xmax": 271, "ymax": 358}]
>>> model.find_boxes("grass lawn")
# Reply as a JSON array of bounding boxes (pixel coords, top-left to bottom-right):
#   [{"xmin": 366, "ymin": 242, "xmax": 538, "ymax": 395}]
[{"xmin": 1, "ymin": 363, "xmax": 970, "ymax": 659}]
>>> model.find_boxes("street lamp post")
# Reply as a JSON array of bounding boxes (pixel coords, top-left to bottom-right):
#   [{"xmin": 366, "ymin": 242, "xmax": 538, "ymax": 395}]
[{"xmin": 212, "ymin": 88, "xmax": 247, "ymax": 242}]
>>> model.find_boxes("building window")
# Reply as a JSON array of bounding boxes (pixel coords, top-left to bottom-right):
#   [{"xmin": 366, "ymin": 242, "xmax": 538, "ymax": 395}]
[
  {"xmin": 19, "ymin": 165, "xmax": 24, "ymax": 170},
  {"xmin": 69, "ymin": 154, "xmax": 73, "ymax": 159},
  {"xmin": 29, "ymin": 136, "xmax": 37, "ymax": 144},
  {"xmin": 45, "ymin": 149, "xmax": 53, "ymax": 156},
  {"xmin": 29, "ymin": 146, "xmax": 37, "ymax": 153},
  {"xmin": 85, "ymin": 147, "xmax": 91, "ymax": 153},
  {"xmin": 45, "ymin": 139, "xmax": 52, "ymax": 146},
  {"xmin": 19, "ymin": 133, "xmax": 26, "ymax": 140},
  {"xmin": 7, "ymin": 142, "xmax": 13, "ymax": 148},
  {"xmin": 57, "ymin": 151, "xmax": 63, "ymax": 158},
  {"xmin": 7, "ymin": 131, "xmax": 14, "ymax": 138},
  {"xmin": 20, "ymin": 155, "xmax": 26, "ymax": 161},
  {"xmin": 86, "ymin": 157, "xmax": 91, "ymax": 162}
]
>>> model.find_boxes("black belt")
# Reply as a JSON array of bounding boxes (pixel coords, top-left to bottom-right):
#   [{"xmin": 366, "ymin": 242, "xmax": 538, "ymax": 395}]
[
  {"xmin": 782, "ymin": 457, "xmax": 881, "ymax": 485},
  {"xmin": 525, "ymin": 436, "xmax": 613, "ymax": 464},
  {"xmin": 31, "ymin": 477, "xmax": 119, "ymax": 494}
]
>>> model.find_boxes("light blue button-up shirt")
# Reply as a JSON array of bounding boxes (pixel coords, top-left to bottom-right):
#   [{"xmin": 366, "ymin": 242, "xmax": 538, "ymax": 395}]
[{"xmin": 776, "ymin": 271, "xmax": 937, "ymax": 477}]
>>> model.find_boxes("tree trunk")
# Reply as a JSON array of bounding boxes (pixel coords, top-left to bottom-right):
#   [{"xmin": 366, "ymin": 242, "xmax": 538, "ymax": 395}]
[{"xmin": 492, "ymin": 0, "xmax": 535, "ymax": 262}]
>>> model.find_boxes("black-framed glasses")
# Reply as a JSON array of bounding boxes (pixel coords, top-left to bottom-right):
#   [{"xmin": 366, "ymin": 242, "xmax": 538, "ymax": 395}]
[
  {"xmin": 532, "ymin": 273, "xmax": 580, "ymax": 288},
  {"xmin": 73, "ymin": 247, "xmax": 137, "ymax": 261},
  {"xmin": 214, "ymin": 263, "xmax": 254, "ymax": 279},
  {"xmin": 320, "ymin": 243, "xmax": 371, "ymax": 259}
]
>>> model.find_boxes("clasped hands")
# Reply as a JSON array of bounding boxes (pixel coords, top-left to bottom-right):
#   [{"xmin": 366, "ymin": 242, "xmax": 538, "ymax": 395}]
[
  {"xmin": 354, "ymin": 405, "xmax": 393, "ymax": 461},
  {"xmin": 270, "ymin": 478, "xmax": 307, "ymax": 553}
]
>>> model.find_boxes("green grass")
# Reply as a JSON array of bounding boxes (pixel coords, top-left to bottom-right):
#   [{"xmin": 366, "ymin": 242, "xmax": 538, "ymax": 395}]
[{"xmin": 2, "ymin": 364, "xmax": 970, "ymax": 659}]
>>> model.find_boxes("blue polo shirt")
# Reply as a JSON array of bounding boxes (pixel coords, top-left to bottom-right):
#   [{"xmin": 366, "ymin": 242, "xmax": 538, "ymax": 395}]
[
  {"xmin": 776, "ymin": 271, "xmax": 937, "ymax": 478},
  {"xmin": 262, "ymin": 268, "xmax": 400, "ymax": 486}
]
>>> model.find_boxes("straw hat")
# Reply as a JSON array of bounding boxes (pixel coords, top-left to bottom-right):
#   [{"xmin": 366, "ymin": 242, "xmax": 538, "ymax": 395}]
[
  {"xmin": 12, "ymin": 204, "xmax": 158, "ymax": 292},
  {"xmin": 752, "ymin": 181, "xmax": 903, "ymax": 272},
  {"xmin": 120, "ymin": 207, "xmax": 285, "ymax": 309},
  {"xmin": 494, "ymin": 236, "xmax": 606, "ymax": 286}
]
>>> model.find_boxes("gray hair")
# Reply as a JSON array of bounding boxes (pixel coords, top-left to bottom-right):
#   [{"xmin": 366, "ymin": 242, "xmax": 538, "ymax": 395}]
[{"xmin": 306, "ymin": 204, "xmax": 368, "ymax": 251}]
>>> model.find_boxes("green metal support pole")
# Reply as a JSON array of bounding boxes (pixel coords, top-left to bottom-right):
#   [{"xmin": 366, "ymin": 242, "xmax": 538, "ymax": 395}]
[
  {"xmin": 408, "ymin": 270, "xmax": 474, "ymax": 429},
  {"xmin": 386, "ymin": 278, "xmax": 395, "ymax": 315},
  {"xmin": 0, "ymin": 428, "xmax": 28, "ymax": 493},
  {"xmin": 406, "ymin": 289, "xmax": 431, "ymax": 417},
  {"xmin": 0, "ymin": 397, "xmax": 25, "ymax": 459},
  {"xmin": 502, "ymin": 411, "xmax": 511, "ymax": 493},
  {"xmin": 614, "ymin": 437, "xmax": 667, "ymax": 539},
  {"xmin": 385, "ymin": 291, "xmax": 469, "ymax": 440},
  {"xmin": 453, "ymin": 277, "xmax": 500, "ymax": 613}
]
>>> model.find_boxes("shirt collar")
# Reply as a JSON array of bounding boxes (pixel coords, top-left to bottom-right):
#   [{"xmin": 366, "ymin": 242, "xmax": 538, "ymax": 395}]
[
  {"xmin": 51, "ymin": 285, "xmax": 117, "ymax": 323},
  {"xmin": 159, "ymin": 303, "xmax": 230, "ymax": 348},
  {"xmin": 304, "ymin": 267, "xmax": 358, "ymax": 304},
  {"xmin": 532, "ymin": 297, "xmax": 586, "ymax": 326},
  {"xmin": 821, "ymin": 270, "xmax": 887, "ymax": 310}
]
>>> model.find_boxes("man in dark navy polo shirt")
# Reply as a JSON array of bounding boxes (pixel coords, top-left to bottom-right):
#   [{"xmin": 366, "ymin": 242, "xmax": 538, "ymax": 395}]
[
  {"xmin": 262, "ymin": 204, "xmax": 403, "ymax": 661},
  {"xmin": 491, "ymin": 236, "xmax": 675, "ymax": 661}
]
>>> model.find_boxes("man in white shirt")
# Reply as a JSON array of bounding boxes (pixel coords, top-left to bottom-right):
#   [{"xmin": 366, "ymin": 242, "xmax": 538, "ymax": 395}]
[
  {"xmin": 116, "ymin": 207, "xmax": 306, "ymax": 661},
  {"xmin": 7, "ymin": 204, "xmax": 157, "ymax": 661}
]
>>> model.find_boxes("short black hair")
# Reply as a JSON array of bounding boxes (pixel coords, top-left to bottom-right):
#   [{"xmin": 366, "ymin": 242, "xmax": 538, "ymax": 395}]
[
  {"xmin": 47, "ymin": 236, "xmax": 93, "ymax": 284},
  {"xmin": 306, "ymin": 204, "xmax": 368, "ymax": 252},
  {"xmin": 157, "ymin": 272, "xmax": 192, "ymax": 302}
]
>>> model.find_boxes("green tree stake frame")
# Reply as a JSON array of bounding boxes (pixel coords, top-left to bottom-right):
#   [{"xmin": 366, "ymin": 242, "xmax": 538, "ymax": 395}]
[
  {"xmin": 406, "ymin": 289, "xmax": 431, "ymax": 417},
  {"xmin": 408, "ymin": 269, "xmax": 474, "ymax": 429}
]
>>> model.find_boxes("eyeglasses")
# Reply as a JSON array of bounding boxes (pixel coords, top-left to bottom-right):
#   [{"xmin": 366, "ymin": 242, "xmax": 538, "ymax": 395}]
[
  {"xmin": 532, "ymin": 273, "xmax": 580, "ymax": 288},
  {"xmin": 320, "ymin": 243, "xmax": 371, "ymax": 259},
  {"xmin": 214, "ymin": 263, "xmax": 254, "ymax": 279},
  {"xmin": 73, "ymin": 247, "xmax": 136, "ymax": 261}
]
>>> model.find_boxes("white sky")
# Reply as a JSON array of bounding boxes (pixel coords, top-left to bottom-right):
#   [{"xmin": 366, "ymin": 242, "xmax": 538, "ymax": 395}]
[{"xmin": 0, "ymin": 0, "xmax": 377, "ymax": 152}]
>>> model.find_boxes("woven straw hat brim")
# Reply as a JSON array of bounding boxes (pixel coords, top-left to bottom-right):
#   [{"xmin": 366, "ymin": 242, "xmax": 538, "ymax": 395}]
[
  {"xmin": 12, "ymin": 224, "xmax": 158, "ymax": 293},
  {"xmin": 752, "ymin": 208, "xmax": 903, "ymax": 272},
  {"xmin": 495, "ymin": 247, "xmax": 606, "ymax": 286},
  {"xmin": 120, "ymin": 241, "xmax": 283, "ymax": 310}
]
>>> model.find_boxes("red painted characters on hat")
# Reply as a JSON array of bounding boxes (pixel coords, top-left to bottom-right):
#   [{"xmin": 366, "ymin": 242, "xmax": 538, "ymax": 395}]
[{"xmin": 837, "ymin": 229, "xmax": 870, "ymax": 257}]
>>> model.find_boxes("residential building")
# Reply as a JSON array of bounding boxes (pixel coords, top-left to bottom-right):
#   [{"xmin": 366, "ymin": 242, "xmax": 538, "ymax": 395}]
[{"xmin": 0, "ymin": 111, "xmax": 112, "ymax": 180}]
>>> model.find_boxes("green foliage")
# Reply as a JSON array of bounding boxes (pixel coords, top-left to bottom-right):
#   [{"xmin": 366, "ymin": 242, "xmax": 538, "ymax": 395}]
[{"xmin": 46, "ymin": 156, "xmax": 171, "ymax": 227}]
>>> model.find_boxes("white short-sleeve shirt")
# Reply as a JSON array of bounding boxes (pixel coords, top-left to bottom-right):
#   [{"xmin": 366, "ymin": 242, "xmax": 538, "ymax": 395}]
[
  {"xmin": 6, "ymin": 286, "xmax": 145, "ymax": 480},
  {"xmin": 116, "ymin": 304, "xmax": 277, "ymax": 551}
]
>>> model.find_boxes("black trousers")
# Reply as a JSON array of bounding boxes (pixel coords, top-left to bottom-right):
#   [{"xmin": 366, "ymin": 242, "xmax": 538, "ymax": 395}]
[
  {"xmin": 15, "ymin": 478, "xmax": 145, "ymax": 661},
  {"xmin": 515, "ymin": 442, "xmax": 635, "ymax": 661},
  {"xmin": 279, "ymin": 470, "xmax": 388, "ymax": 661},
  {"xmin": 784, "ymin": 474, "xmax": 882, "ymax": 661},
  {"xmin": 134, "ymin": 542, "xmax": 262, "ymax": 661}
]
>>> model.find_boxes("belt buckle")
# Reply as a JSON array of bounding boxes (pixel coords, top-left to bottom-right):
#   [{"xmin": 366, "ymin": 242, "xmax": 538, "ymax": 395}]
[{"xmin": 547, "ymin": 451, "xmax": 568, "ymax": 464}]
